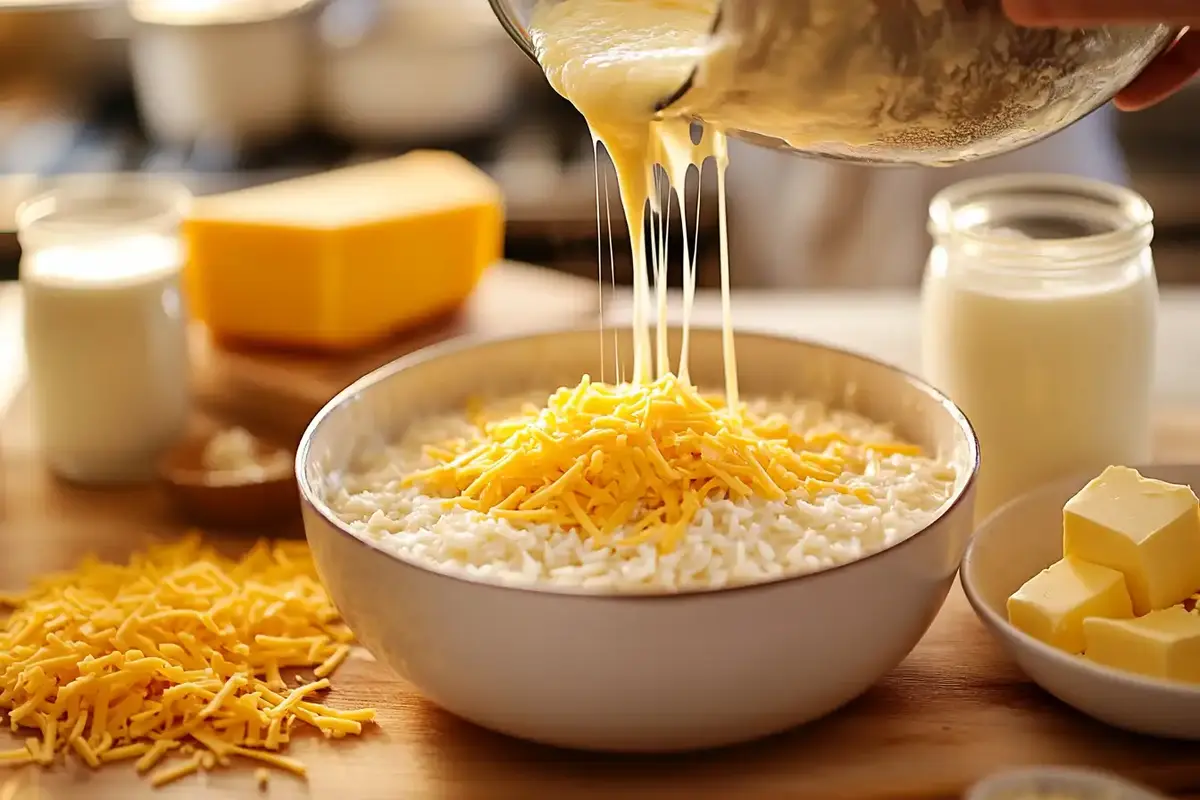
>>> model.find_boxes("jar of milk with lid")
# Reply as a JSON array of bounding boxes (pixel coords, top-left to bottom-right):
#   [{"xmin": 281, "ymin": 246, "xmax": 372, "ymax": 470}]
[
  {"xmin": 17, "ymin": 177, "xmax": 192, "ymax": 485},
  {"xmin": 920, "ymin": 174, "xmax": 1157, "ymax": 521}
]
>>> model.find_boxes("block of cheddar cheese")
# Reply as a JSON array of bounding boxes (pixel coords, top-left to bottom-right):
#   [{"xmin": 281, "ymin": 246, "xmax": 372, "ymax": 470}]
[
  {"xmin": 184, "ymin": 151, "xmax": 504, "ymax": 351},
  {"xmin": 1063, "ymin": 466, "xmax": 1200, "ymax": 615},
  {"xmin": 1006, "ymin": 556, "xmax": 1133, "ymax": 654},
  {"xmin": 1084, "ymin": 607, "xmax": 1200, "ymax": 683}
]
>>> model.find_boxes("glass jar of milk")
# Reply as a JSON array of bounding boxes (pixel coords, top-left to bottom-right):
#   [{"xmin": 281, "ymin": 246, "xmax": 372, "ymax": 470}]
[
  {"xmin": 921, "ymin": 174, "xmax": 1157, "ymax": 521},
  {"xmin": 17, "ymin": 178, "xmax": 192, "ymax": 485}
]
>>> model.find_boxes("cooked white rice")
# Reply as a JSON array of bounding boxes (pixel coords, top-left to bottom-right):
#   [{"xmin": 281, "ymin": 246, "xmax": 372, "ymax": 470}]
[{"xmin": 325, "ymin": 392, "xmax": 958, "ymax": 593}]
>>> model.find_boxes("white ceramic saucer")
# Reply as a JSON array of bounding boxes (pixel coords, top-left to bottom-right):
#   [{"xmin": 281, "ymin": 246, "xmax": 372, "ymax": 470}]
[{"xmin": 965, "ymin": 766, "xmax": 1168, "ymax": 800}]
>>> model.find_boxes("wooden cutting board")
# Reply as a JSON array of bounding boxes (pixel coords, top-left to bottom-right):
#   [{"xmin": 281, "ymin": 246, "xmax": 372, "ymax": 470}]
[{"xmin": 190, "ymin": 261, "xmax": 599, "ymax": 443}]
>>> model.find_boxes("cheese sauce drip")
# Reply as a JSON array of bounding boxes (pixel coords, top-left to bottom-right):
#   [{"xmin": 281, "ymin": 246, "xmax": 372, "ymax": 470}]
[
  {"xmin": 655, "ymin": 119, "xmax": 710, "ymax": 384},
  {"xmin": 530, "ymin": 0, "xmax": 731, "ymax": 396},
  {"xmin": 400, "ymin": 0, "xmax": 918, "ymax": 551}
]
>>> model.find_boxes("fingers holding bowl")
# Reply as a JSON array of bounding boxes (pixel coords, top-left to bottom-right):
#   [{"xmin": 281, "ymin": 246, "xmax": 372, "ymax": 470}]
[
  {"xmin": 1114, "ymin": 28, "xmax": 1200, "ymax": 111},
  {"xmin": 1001, "ymin": 0, "xmax": 1199, "ymax": 26}
]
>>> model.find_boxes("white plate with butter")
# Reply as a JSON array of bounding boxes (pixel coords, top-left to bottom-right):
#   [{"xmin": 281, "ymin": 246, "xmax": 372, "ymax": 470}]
[{"xmin": 961, "ymin": 464, "xmax": 1200, "ymax": 740}]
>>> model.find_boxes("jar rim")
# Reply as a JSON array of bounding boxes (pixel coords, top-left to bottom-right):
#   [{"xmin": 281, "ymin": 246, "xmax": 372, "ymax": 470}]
[
  {"xmin": 926, "ymin": 173, "xmax": 1152, "ymax": 277},
  {"xmin": 928, "ymin": 173, "xmax": 1153, "ymax": 273},
  {"xmin": 16, "ymin": 175, "xmax": 192, "ymax": 250}
]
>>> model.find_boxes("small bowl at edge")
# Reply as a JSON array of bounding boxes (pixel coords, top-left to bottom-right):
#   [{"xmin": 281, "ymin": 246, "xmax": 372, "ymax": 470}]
[{"xmin": 961, "ymin": 463, "xmax": 1200, "ymax": 740}]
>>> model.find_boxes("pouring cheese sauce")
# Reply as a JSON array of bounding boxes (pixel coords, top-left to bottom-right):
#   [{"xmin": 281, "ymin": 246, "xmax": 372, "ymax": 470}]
[{"xmin": 529, "ymin": 0, "xmax": 739, "ymax": 407}]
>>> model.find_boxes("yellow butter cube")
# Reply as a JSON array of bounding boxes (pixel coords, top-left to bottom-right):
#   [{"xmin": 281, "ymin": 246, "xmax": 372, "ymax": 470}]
[
  {"xmin": 1007, "ymin": 556, "xmax": 1134, "ymax": 654},
  {"xmin": 184, "ymin": 151, "xmax": 504, "ymax": 351},
  {"xmin": 1084, "ymin": 607, "xmax": 1200, "ymax": 684},
  {"xmin": 1063, "ymin": 466, "xmax": 1200, "ymax": 615}
]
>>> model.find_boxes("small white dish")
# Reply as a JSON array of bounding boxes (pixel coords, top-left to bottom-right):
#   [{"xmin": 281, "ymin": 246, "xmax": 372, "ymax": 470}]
[
  {"xmin": 961, "ymin": 463, "xmax": 1200, "ymax": 740},
  {"xmin": 965, "ymin": 766, "xmax": 1168, "ymax": 800}
]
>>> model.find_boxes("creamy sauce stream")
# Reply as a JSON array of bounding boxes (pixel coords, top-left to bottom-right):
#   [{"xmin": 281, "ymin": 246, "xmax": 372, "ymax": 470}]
[{"xmin": 530, "ymin": 0, "xmax": 738, "ymax": 407}]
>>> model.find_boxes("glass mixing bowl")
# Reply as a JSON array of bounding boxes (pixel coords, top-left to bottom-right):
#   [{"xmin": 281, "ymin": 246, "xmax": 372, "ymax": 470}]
[{"xmin": 488, "ymin": 0, "xmax": 1176, "ymax": 167}]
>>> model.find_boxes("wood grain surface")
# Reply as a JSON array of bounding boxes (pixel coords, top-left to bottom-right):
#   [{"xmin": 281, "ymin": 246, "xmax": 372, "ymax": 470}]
[
  {"xmin": 4, "ymin": 271, "xmax": 1200, "ymax": 799},
  {"xmin": 4, "ymin": 395, "xmax": 1200, "ymax": 800}
]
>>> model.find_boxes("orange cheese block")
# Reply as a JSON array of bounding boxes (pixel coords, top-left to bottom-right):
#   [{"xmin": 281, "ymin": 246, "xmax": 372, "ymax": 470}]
[{"xmin": 184, "ymin": 151, "xmax": 505, "ymax": 351}]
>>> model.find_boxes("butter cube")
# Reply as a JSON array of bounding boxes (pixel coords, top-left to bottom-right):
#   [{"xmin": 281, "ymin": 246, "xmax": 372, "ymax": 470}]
[
  {"xmin": 1084, "ymin": 607, "xmax": 1200, "ymax": 684},
  {"xmin": 185, "ymin": 151, "xmax": 504, "ymax": 351},
  {"xmin": 1063, "ymin": 466, "xmax": 1200, "ymax": 615},
  {"xmin": 1007, "ymin": 556, "xmax": 1133, "ymax": 653}
]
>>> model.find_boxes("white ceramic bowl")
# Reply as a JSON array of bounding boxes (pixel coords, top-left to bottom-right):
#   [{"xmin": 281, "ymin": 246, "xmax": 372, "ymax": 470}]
[
  {"xmin": 298, "ymin": 327, "xmax": 979, "ymax": 752},
  {"xmin": 966, "ymin": 767, "xmax": 1169, "ymax": 800},
  {"xmin": 961, "ymin": 464, "xmax": 1200, "ymax": 740}
]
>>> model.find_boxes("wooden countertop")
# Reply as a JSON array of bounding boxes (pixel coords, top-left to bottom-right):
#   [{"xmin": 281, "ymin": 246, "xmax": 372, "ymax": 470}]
[{"xmin": 4, "ymin": 274, "xmax": 1200, "ymax": 799}]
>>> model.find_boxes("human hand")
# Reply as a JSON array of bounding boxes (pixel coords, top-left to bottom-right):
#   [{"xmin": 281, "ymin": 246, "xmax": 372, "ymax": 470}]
[{"xmin": 1000, "ymin": 0, "xmax": 1200, "ymax": 111}]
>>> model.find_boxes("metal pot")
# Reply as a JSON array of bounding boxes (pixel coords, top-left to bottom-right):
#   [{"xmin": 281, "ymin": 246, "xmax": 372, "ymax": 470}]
[
  {"xmin": 127, "ymin": 0, "xmax": 317, "ymax": 147},
  {"xmin": 489, "ymin": 0, "xmax": 1176, "ymax": 167},
  {"xmin": 315, "ymin": 0, "xmax": 526, "ymax": 144}
]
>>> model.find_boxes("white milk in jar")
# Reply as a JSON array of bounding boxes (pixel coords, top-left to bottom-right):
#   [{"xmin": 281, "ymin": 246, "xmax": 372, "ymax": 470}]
[
  {"xmin": 18, "ymin": 179, "xmax": 192, "ymax": 484},
  {"xmin": 920, "ymin": 175, "xmax": 1156, "ymax": 520}
]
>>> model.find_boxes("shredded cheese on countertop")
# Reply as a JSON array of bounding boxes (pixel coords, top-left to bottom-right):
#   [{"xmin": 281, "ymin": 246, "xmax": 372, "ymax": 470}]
[
  {"xmin": 0, "ymin": 535, "xmax": 375, "ymax": 787},
  {"xmin": 406, "ymin": 374, "xmax": 917, "ymax": 553}
]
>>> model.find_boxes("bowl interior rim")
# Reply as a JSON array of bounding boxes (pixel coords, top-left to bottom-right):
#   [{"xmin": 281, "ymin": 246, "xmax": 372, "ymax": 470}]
[
  {"xmin": 961, "ymin": 465, "xmax": 1200, "ymax": 698},
  {"xmin": 297, "ymin": 324, "xmax": 980, "ymax": 601}
]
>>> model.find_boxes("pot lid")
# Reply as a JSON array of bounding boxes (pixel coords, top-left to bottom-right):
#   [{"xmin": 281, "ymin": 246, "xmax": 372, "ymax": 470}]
[
  {"xmin": 318, "ymin": 0, "xmax": 503, "ymax": 49},
  {"xmin": 402, "ymin": 0, "xmax": 501, "ymax": 37},
  {"xmin": 127, "ymin": 0, "xmax": 318, "ymax": 26}
]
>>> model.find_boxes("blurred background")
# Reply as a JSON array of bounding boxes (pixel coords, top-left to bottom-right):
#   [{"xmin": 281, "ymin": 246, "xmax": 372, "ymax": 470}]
[{"xmin": 1, "ymin": 0, "xmax": 1197, "ymax": 289}]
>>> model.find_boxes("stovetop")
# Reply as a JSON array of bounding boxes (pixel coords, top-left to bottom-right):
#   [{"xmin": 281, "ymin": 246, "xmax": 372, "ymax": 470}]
[
  {"xmin": 0, "ymin": 82, "xmax": 724, "ymax": 284},
  {"xmin": 0, "ymin": 83, "xmax": 618, "ymax": 278},
  {"xmin": 0, "ymin": 82, "xmax": 616, "ymax": 223},
  {"xmin": 16, "ymin": 83, "xmax": 1194, "ymax": 287}
]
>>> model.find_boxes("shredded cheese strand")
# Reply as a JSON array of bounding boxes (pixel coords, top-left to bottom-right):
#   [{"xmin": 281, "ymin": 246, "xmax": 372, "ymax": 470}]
[
  {"xmin": 0, "ymin": 535, "xmax": 376, "ymax": 787},
  {"xmin": 406, "ymin": 374, "xmax": 917, "ymax": 553}
]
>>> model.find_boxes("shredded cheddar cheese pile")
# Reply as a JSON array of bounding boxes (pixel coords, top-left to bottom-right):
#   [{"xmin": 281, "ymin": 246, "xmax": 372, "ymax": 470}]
[
  {"xmin": 406, "ymin": 374, "xmax": 921, "ymax": 552},
  {"xmin": 0, "ymin": 535, "xmax": 375, "ymax": 787}
]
